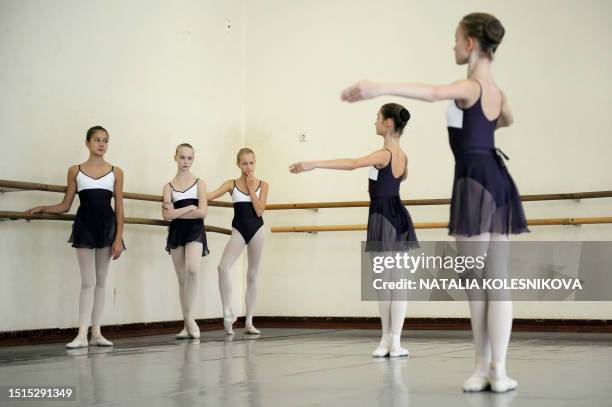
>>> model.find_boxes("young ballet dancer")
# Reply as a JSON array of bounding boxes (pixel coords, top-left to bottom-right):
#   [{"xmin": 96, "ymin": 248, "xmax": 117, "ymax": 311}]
[
  {"xmin": 341, "ymin": 13, "xmax": 528, "ymax": 392},
  {"xmin": 25, "ymin": 126, "xmax": 126, "ymax": 348},
  {"xmin": 207, "ymin": 148, "xmax": 268, "ymax": 335},
  {"xmin": 290, "ymin": 103, "xmax": 418, "ymax": 357},
  {"xmin": 162, "ymin": 143, "xmax": 209, "ymax": 340}
]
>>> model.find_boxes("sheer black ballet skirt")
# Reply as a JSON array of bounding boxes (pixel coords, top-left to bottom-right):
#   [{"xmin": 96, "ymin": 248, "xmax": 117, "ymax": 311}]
[{"xmin": 68, "ymin": 189, "xmax": 126, "ymax": 250}]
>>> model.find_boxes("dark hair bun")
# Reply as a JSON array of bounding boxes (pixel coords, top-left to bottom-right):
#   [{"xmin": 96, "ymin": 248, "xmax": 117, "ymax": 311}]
[
  {"xmin": 380, "ymin": 103, "xmax": 410, "ymax": 135},
  {"xmin": 460, "ymin": 13, "xmax": 505, "ymax": 57},
  {"xmin": 483, "ymin": 18, "xmax": 504, "ymax": 45}
]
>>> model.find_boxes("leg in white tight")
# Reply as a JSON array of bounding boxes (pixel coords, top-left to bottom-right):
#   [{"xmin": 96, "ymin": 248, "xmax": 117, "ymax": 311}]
[
  {"xmin": 67, "ymin": 248, "xmax": 112, "ymax": 348},
  {"xmin": 486, "ymin": 233, "xmax": 515, "ymax": 392},
  {"xmin": 389, "ymin": 265, "xmax": 409, "ymax": 357},
  {"xmin": 372, "ymin": 258, "xmax": 409, "ymax": 357},
  {"xmin": 373, "ymin": 261, "xmax": 392, "ymax": 357},
  {"xmin": 245, "ymin": 228, "xmax": 265, "ymax": 334},
  {"xmin": 456, "ymin": 234, "xmax": 491, "ymax": 390},
  {"xmin": 77, "ymin": 249, "xmax": 96, "ymax": 329},
  {"xmin": 170, "ymin": 246, "xmax": 188, "ymax": 338},
  {"xmin": 218, "ymin": 229, "xmax": 246, "ymax": 334},
  {"xmin": 456, "ymin": 233, "xmax": 516, "ymax": 392},
  {"xmin": 389, "ymin": 300, "xmax": 408, "ymax": 357},
  {"xmin": 90, "ymin": 247, "xmax": 112, "ymax": 345},
  {"xmin": 183, "ymin": 242, "xmax": 202, "ymax": 337},
  {"xmin": 91, "ymin": 247, "xmax": 111, "ymax": 328},
  {"xmin": 372, "ymin": 300, "xmax": 392, "ymax": 357},
  {"xmin": 171, "ymin": 242, "xmax": 203, "ymax": 339}
]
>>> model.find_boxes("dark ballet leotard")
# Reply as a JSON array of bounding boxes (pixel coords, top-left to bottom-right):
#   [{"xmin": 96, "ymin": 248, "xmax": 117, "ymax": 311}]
[
  {"xmin": 165, "ymin": 179, "xmax": 209, "ymax": 256},
  {"xmin": 68, "ymin": 166, "xmax": 126, "ymax": 250},
  {"xmin": 231, "ymin": 180, "xmax": 264, "ymax": 244},
  {"xmin": 365, "ymin": 149, "xmax": 419, "ymax": 252},
  {"xmin": 446, "ymin": 80, "xmax": 529, "ymax": 236}
]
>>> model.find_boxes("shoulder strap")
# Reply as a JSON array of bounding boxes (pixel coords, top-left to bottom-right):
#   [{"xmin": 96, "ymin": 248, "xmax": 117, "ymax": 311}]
[{"xmin": 167, "ymin": 182, "xmax": 174, "ymax": 202}]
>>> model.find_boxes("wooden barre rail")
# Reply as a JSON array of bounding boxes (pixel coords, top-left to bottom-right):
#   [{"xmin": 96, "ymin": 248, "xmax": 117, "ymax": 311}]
[
  {"xmin": 265, "ymin": 191, "xmax": 612, "ymax": 210},
  {"xmin": 2, "ymin": 180, "xmax": 611, "ymax": 210},
  {"xmin": 271, "ymin": 216, "xmax": 612, "ymax": 233},
  {"xmin": 0, "ymin": 211, "xmax": 232, "ymax": 235}
]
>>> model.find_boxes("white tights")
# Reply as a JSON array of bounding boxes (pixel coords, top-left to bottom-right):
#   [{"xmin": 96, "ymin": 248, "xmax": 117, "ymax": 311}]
[
  {"xmin": 170, "ymin": 242, "xmax": 203, "ymax": 333},
  {"xmin": 373, "ymin": 254, "xmax": 409, "ymax": 357},
  {"xmin": 76, "ymin": 247, "xmax": 111, "ymax": 329},
  {"xmin": 217, "ymin": 227, "xmax": 264, "ymax": 333},
  {"xmin": 456, "ymin": 233, "xmax": 516, "ymax": 392},
  {"xmin": 66, "ymin": 248, "xmax": 113, "ymax": 347}
]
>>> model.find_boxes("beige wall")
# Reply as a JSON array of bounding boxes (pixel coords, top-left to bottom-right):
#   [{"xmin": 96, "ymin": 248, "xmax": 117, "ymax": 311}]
[
  {"xmin": 1, "ymin": 0, "xmax": 611, "ymax": 332},
  {"xmin": 244, "ymin": 0, "xmax": 612, "ymax": 319},
  {"xmin": 0, "ymin": 0, "xmax": 247, "ymax": 331}
]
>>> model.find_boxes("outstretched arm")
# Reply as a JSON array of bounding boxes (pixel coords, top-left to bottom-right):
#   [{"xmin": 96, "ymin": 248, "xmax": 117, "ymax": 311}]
[
  {"xmin": 207, "ymin": 180, "xmax": 232, "ymax": 201},
  {"xmin": 341, "ymin": 79, "xmax": 479, "ymax": 103},
  {"xmin": 289, "ymin": 149, "xmax": 390, "ymax": 174},
  {"xmin": 25, "ymin": 166, "xmax": 78, "ymax": 215}
]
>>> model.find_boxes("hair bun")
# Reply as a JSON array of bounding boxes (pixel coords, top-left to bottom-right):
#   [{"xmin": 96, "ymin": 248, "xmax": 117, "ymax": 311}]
[
  {"xmin": 380, "ymin": 103, "xmax": 410, "ymax": 135},
  {"xmin": 483, "ymin": 18, "xmax": 504, "ymax": 45}
]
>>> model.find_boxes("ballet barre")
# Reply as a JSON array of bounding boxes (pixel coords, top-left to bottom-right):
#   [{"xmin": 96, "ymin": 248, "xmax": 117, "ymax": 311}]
[
  {"xmin": 0, "ymin": 211, "xmax": 232, "ymax": 235},
  {"xmin": 2, "ymin": 180, "xmax": 611, "ymax": 210},
  {"xmin": 265, "ymin": 190, "xmax": 612, "ymax": 210},
  {"xmin": 271, "ymin": 217, "xmax": 612, "ymax": 233},
  {"xmin": 2, "ymin": 178, "xmax": 610, "ymax": 234}
]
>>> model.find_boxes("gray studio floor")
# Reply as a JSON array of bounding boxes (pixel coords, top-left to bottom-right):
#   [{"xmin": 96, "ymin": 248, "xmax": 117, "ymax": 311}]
[{"xmin": 0, "ymin": 328, "xmax": 611, "ymax": 407}]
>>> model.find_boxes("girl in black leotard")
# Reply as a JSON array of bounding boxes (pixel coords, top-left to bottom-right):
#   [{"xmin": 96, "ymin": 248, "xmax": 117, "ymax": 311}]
[
  {"xmin": 208, "ymin": 148, "xmax": 269, "ymax": 335},
  {"xmin": 290, "ymin": 104, "xmax": 418, "ymax": 357},
  {"xmin": 26, "ymin": 126, "xmax": 125, "ymax": 349},
  {"xmin": 162, "ymin": 143, "xmax": 209, "ymax": 340}
]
